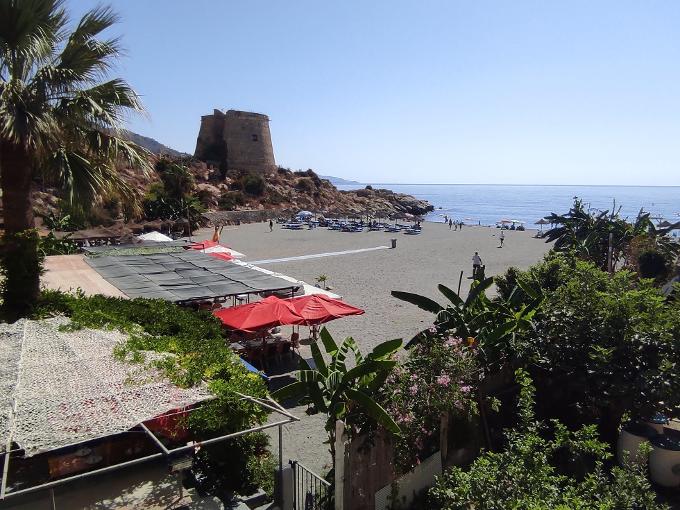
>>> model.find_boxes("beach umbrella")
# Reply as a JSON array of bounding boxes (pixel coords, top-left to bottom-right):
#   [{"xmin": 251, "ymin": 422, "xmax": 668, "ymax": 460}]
[
  {"xmin": 287, "ymin": 294, "xmax": 364, "ymax": 325},
  {"xmin": 138, "ymin": 231, "xmax": 173, "ymax": 242},
  {"xmin": 535, "ymin": 218, "xmax": 550, "ymax": 231},
  {"xmin": 213, "ymin": 296, "xmax": 305, "ymax": 332},
  {"xmin": 208, "ymin": 252, "xmax": 234, "ymax": 262},
  {"xmin": 187, "ymin": 239, "xmax": 245, "ymax": 258}
]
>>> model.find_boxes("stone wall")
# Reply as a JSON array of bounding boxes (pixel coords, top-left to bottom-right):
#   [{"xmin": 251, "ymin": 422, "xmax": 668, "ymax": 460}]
[
  {"xmin": 202, "ymin": 209, "xmax": 280, "ymax": 226},
  {"xmin": 193, "ymin": 109, "xmax": 275, "ymax": 174}
]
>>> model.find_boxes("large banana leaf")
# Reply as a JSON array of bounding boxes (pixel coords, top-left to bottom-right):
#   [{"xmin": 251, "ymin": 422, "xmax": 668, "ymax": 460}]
[
  {"xmin": 310, "ymin": 342, "xmax": 328, "ymax": 378},
  {"xmin": 391, "ymin": 291, "xmax": 443, "ymax": 314},
  {"xmin": 320, "ymin": 327, "xmax": 338, "ymax": 355},
  {"xmin": 368, "ymin": 338, "xmax": 402, "ymax": 360},
  {"xmin": 346, "ymin": 388, "xmax": 401, "ymax": 434},
  {"xmin": 344, "ymin": 359, "xmax": 397, "ymax": 384},
  {"xmin": 271, "ymin": 381, "xmax": 307, "ymax": 400},
  {"xmin": 465, "ymin": 277, "xmax": 494, "ymax": 306},
  {"xmin": 331, "ymin": 336, "xmax": 359, "ymax": 372},
  {"xmin": 438, "ymin": 284, "xmax": 464, "ymax": 307}
]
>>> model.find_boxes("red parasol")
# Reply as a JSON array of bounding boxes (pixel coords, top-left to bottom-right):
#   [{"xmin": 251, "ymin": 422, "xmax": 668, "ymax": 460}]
[
  {"xmin": 213, "ymin": 296, "xmax": 306, "ymax": 332},
  {"xmin": 208, "ymin": 252, "xmax": 234, "ymax": 262},
  {"xmin": 287, "ymin": 294, "xmax": 364, "ymax": 325}
]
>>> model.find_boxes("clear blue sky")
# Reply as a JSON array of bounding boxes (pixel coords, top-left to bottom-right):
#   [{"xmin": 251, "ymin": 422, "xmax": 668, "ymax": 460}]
[{"xmin": 71, "ymin": 1, "xmax": 680, "ymax": 185}]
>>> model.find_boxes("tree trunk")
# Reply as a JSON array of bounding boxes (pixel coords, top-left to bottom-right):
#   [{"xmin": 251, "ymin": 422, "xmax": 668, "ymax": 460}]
[{"xmin": 0, "ymin": 141, "xmax": 39, "ymax": 317}]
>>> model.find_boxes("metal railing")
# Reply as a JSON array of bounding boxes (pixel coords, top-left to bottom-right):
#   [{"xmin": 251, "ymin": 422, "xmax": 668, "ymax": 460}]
[{"xmin": 290, "ymin": 460, "xmax": 332, "ymax": 510}]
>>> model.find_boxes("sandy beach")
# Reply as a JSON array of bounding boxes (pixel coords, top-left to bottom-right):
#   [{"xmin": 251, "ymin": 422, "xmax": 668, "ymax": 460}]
[{"xmin": 193, "ymin": 221, "xmax": 553, "ymax": 474}]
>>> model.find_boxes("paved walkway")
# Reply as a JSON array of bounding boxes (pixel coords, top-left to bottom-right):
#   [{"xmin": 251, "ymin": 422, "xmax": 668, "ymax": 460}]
[{"xmin": 247, "ymin": 245, "xmax": 389, "ymax": 265}]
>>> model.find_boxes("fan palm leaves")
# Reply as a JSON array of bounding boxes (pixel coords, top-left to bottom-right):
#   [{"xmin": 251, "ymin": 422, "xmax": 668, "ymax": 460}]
[{"xmin": 0, "ymin": 0, "xmax": 150, "ymax": 314}]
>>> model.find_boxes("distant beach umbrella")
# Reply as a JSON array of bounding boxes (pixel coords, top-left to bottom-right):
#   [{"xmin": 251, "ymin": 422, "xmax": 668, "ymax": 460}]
[{"xmin": 535, "ymin": 219, "xmax": 550, "ymax": 225}]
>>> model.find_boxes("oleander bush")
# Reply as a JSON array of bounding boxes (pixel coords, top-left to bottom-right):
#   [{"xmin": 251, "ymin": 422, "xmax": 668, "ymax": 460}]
[{"xmin": 379, "ymin": 332, "xmax": 480, "ymax": 472}]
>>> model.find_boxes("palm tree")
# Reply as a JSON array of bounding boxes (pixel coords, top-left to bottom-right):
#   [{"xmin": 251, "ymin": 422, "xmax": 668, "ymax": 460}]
[
  {"xmin": 543, "ymin": 198, "xmax": 680, "ymax": 271},
  {"xmin": 0, "ymin": 0, "xmax": 150, "ymax": 315}
]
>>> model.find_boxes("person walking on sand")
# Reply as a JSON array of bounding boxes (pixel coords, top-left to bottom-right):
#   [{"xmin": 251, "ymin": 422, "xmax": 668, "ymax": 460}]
[
  {"xmin": 269, "ymin": 219, "xmax": 273, "ymax": 232},
  {"xmin": 472, "ymin": 251, "xmax": 482, "ymax": 279},
  {"xmin": 499, "ymin": 230, "xmax": 505, "ymax": 248},
  {"xmin": 449, "ymin": 219, "xmax": 452, "ymax": 229}
]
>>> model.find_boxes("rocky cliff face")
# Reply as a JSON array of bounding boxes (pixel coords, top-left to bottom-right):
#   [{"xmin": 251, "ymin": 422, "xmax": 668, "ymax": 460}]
[
  {"xmin": 32, "ymin": 157, "xmax": 432, "ymax": 231},
  {"xmin": 193, "ymin": 166, "xmax": 433, "ymax": 218}
]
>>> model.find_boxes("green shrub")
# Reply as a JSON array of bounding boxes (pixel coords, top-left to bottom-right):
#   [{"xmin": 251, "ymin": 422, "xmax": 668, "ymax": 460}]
[
  {"xmin": 242, "ymin": 172, "xmax": 266, "ymax": 196},
  {"xmin": 638, "ymin": 249, "xmax": 669, "ymax": 280},
  {"xmin": 509, "ymin": 257, "xmax": 680, "ymax": 440},
  {"xmin": 1, "ymin": 229, "xmax": 43, "ymax": 318},
  {"xmin": 296, "ymin": 177, "xmax": 314, "ymax": 193},
  {"xmin": 39, "ymin": 232, "xmax": 79, "ymax": 256},
  {"xmin": 219, "ymin": 191, "xmax": 245, "ymax": 210},
  {"xmin": 427, "ymin": 370, "xmax": 665, "ymax": 510}
]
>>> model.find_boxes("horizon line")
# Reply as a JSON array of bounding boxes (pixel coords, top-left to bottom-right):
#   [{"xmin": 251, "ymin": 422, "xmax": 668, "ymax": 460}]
[{"xmin": 344, "ymin": 182, "xmax": 680, "ymax": 188}]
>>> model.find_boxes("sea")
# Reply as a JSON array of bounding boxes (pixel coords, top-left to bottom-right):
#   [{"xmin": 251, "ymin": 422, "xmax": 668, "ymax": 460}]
[{"xmin": 337, "ymin": 184, "xmax": 680, "ymax": 229}]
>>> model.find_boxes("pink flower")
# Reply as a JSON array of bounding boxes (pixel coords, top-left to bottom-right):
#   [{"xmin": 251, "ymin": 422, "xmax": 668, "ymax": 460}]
[
  {"xmin": 428, "ymin": 326, "xmax": 437, "ymax": 334},
  {"xmin": 436, "ymin": 374, "xmax": 451, "ymax": 387},
  {"xmin": 409, "ymin": 384, "xmax": 418, "ymax": 396},
  {"xmin": 460, "ymin": 385, "xmax": 472, "ymax": 393},
  {"xmin": 444, "ymin": 336, "xmax": 463, "ymax": 348}
]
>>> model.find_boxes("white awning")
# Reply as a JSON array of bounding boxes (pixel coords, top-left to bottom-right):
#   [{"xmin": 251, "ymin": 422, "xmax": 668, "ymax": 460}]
[{"xmin": 0, "ymin": 318, "xmax": 213, "ymax": 457}]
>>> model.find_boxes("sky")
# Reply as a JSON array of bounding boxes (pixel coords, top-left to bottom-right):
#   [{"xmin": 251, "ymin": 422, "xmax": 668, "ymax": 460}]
[{"xmin": 70, "ymin": 1, "xmax": 680, "ymax": 185}]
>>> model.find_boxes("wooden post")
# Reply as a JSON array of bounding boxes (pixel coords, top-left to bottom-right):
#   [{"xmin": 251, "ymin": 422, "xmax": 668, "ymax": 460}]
[
  {"xmin": 457, "ymin": 270, "xmax": 464, "ymax": 295},
  {"xmin": 607, "ymin": 232, "xmax": 614, "ymax": 274},
  {"xmin": 335, "ymin": 420, "xmax": 345, "ymax": 510},
  {"xmin": 440, "ymin": 413, "xmax": 449, "ymax": 466}
]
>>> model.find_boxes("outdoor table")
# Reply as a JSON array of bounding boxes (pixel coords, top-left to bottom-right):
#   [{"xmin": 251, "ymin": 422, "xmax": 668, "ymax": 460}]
[{"xmin": 229, "ymin": 342, "xmax": 246, "ymax": 354}]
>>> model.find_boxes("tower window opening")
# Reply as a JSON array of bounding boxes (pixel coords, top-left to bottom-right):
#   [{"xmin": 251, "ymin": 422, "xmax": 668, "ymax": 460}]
[{"xmin": 251, "ymin": 134, "xmax": 258, "ymax": 141}]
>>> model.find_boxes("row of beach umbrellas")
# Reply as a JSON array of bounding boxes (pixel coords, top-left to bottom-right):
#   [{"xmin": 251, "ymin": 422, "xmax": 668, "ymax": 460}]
[{"xmin": 213, "ymin": 294, "xmax": 364, "ymax": 332}]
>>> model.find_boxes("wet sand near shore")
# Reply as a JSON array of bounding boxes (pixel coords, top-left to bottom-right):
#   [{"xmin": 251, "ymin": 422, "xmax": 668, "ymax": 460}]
[{"xmin": 195, "ymin": 221, "xmax": 552, "ymax": 473}]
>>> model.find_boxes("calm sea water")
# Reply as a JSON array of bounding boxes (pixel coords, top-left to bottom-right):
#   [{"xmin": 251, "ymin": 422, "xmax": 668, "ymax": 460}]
[{"xmin": 338, "ymin": 184, "xmax": 680, "ymax": 228}]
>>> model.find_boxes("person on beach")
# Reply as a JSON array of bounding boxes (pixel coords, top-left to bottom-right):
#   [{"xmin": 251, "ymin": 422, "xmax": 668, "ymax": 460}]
[
  {"xmin": 211, "ymin": 225, "xmax": 223, "ymax": 242},
  {"xmin": 472, "ymin": 251, "xmax": 482, "ymax": 278},
  {"xmin": 269, "ymin": 219, "xmax": 273, "ymax": 232},
  {"xmin": 449, "ymin": 219, "xmax": 453, "ymax": 229},
  {"xmin": 460, "ymin": 221, "xmax": 464, "ymax": 230},
  {"xmin": 499, "ymin": 230, "xmax": 505, "ymax": 248}
]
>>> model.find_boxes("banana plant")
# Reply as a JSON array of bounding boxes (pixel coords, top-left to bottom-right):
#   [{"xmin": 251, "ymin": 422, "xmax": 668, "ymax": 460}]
[
  {"xmin": 392, "ymin": 277, "xmax": 542, "ymax": 366},
  {"xmin": 272, "ymin": 327, "xmax": 402, "ymax": 466}
]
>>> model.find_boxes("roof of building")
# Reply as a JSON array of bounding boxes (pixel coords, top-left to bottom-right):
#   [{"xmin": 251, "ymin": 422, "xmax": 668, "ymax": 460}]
[
  {"xmin": 0, "ymin": 318, "xmax": 213, "ymax": 457},
  {"xmin": 85, "ymin": 251, "xmax": 300, "ymax": 303}
]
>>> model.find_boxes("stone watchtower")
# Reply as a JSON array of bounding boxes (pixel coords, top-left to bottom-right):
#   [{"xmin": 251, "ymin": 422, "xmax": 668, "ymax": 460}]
[{"xmin": 194, "ymin": 109, "xmax": 276, "ymax": 174}]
